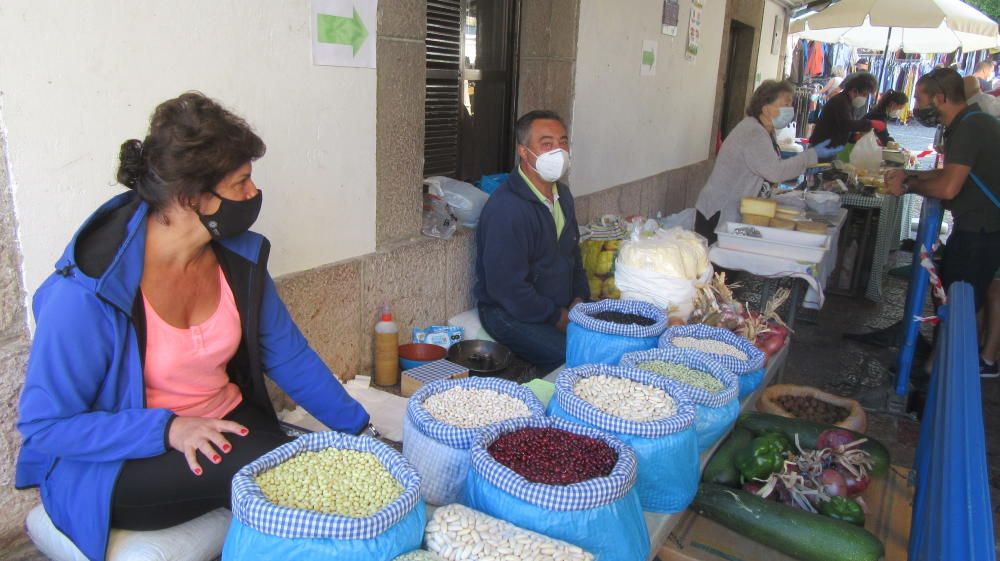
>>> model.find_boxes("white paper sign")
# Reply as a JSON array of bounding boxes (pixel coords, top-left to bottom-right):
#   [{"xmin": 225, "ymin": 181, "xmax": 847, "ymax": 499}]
[
  {"xmin": 311, "ymin": 0, "xmax": 377, "ymax": 68},
  {"xmin": 685, "ymin": 0, "xmax": 703, "ymax": 62}
]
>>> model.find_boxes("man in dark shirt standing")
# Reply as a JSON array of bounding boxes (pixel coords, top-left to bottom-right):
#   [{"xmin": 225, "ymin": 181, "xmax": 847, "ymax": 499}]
[
  {"xmin": 885, "ymin": 67, "xmax": 1000, "ymax": 376},
  {"xmin": 809, "ymin": 72, "xmax": 886, "ymax": 152},
  {"xmin": 973, "ymin": 59, "xmax": 995, "ymax": 94}
]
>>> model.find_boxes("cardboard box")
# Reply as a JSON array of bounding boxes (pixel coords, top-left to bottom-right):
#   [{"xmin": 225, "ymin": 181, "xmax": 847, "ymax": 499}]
[
  {"xmin": 400, "ymin": 359, "xmax": 469, "ymax": 397},
  {"xmin": 659, "ymin": 467, "xmax": 913, "ymax": 561}
]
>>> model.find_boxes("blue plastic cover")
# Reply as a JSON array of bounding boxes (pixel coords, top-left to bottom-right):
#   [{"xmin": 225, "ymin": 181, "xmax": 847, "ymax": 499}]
[
  {"xmin": 403, "ymin": 377, "xmax": 545, "ymax": 506},
  {"xmin": 620, "ymin": 348, "xmax": 740, "ymax": 451},
  {"xmin": 222, "ymin": 432, "xmax": 425, "ymax": 560},
  {"xmin": 566, "ymin": 300, "xmax": 668, "ymax": 367},
  {"xmin": 462, "ymin": 416, "xmax": 649, "ymax": 561}
]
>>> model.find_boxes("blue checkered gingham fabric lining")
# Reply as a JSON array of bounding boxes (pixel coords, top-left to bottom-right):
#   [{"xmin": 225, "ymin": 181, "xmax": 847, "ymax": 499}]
[
  {"xmin": 469, "ymin": 416, "xmax": 638, "ymax": 511},
  {"xmin": 554, "ymin": 364, "xmax": 695, "ymax": 437},
  {"xmin": 620, "ymin": 347, "xmax": 738, "ymax": 409},
  {"xmin": 231, "ymin": 431, "xmax": 421, "ymax": 540},
  {"xmin": 568, "ymin": 299, "xmax": 668, "ymax": 338},
  {"xmin": 407, "ymin": 377, "xmax": 545, "ymax": 449},
  {"xmin": 659, "ymin": 324, "xmax": 764, "ymax": 374}
]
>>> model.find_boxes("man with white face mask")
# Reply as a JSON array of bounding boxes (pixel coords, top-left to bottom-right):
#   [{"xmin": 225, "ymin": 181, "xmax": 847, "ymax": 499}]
[
  {"xmin": 809, "ymin": 72, "xmax": 883, "ymax": 152},
  {"xmin": 474, "ymin": 110, "xmax": 590, "ymax": 373}
]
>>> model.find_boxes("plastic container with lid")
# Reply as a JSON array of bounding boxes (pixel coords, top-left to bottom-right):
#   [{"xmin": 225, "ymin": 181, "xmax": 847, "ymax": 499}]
[{"xmin": 375, "ymin": 303, "xmax": 400, "ymax": 386}]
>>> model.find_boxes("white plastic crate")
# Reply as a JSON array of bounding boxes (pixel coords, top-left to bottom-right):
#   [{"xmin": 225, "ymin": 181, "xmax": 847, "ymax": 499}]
[{"xmin": 715, "ymin": 221, "xmax": 830, "ymax": 263}]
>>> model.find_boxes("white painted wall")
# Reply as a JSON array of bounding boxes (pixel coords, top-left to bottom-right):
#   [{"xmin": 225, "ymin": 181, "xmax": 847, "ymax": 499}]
[
  {"xmin": 755, "ymin": 0, "xmax": 787, "ymax": 88},
  {"xmin": 569, "ymin": 0, "xmax": 725, "ymax": 196},
  {"xmin": 1, "ymin": 0, "xmax": 377, "ymax": 304}
]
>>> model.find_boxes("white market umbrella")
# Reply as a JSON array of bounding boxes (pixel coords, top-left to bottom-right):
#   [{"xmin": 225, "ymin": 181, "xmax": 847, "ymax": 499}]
[{"xmin": 790, "ymin": 0, "xmax": 1000, "ymax": 53}]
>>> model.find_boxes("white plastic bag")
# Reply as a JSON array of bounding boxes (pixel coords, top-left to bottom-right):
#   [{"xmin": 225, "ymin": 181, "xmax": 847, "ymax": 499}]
[
  {"xmin": 615, "ymin": 262, "xmax": 712, "ymax": 320},
  {"xmin": 849, "ymin": 131, "xmax": 882, "ymax": 174},
  {"xmin": 424, "ymin": 176, "xmax": 489, "ymax": 228}
]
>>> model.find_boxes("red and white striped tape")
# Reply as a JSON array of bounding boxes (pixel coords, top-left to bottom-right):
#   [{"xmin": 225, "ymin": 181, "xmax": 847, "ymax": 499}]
[{"xmin": 918, "ymin": 241, "xmax": 947, "ymax": 305}]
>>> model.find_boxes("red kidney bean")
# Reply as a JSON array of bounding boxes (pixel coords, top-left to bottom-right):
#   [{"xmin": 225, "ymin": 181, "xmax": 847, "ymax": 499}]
[{"xmin": 487, "ymin": 427, "xmax": 617, "ymax": 485}]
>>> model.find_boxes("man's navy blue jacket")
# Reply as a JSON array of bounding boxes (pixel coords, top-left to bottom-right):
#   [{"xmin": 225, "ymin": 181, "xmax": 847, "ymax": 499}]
[{"xmin": 474, "ymin": 169, "xmax": 590, "ymax": 324}]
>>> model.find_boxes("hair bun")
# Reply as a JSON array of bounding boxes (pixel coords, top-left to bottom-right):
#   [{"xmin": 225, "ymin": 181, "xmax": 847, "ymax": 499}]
[{"xmin": 116, "ymin": 139, "xmax": 145, "ymax": 189}]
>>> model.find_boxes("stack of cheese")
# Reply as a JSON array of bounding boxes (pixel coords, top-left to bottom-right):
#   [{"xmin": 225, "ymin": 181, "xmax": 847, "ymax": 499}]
[{"xmin": 740, "ymin": 198, "xmax": 828, "ymax": 235}]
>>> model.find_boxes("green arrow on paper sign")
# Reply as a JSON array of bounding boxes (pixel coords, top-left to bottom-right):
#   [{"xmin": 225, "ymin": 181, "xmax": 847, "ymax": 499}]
[
  {"xmin": 642, "ymin": 49, "xmax": 655, "ymax": 67},
  {"xmin": 317, "ymin": 8, "xmax": 369, "ymax": 56}
]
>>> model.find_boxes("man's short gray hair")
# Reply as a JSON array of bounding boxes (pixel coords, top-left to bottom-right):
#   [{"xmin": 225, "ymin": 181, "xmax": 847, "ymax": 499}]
[{"xmin": 515, "ymin": 110, "xmax": 566, "ymax": 146}]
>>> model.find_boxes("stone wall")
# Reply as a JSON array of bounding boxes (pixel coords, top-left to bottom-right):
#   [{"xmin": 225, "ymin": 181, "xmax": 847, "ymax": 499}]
[{"xmin": 0, "ymin": 105, "xmax": 38, "ymax": 555}]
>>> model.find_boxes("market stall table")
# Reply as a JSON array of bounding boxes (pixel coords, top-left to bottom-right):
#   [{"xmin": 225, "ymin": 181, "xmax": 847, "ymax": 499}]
[
  {"xmin": 708, "ymin": 209, "xmax": 847, "ymax": 327},
  {"xmin": 835, "ymin": 192, "xmax": 907, "ymax": 302}
]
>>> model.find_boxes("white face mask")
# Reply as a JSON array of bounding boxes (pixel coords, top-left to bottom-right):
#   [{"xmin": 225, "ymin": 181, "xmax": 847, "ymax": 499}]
[
  {"xmin": 527, "ymin": 148, "xmax": 570, "ymax": 182},
  {"xmin": 889, "ymin": 109, "xmax": 902, "ymax": 119},
  {"xmin": 852, "ymin": 95, "xmax": 868, "ymax": 109},
  {"xmin": 772, "ymin": 106, "xmax": 795, "ymax": 130}
]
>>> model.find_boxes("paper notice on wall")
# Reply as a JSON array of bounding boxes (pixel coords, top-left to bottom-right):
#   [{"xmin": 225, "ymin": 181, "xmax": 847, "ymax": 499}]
[
  {"xmin": 685, "ymin": 0, "xmax": 704, "ymax": 62},
  {"xmin": 641, "ymin": 40, "xmax": 658, "ymax": 76},
  {"xmin": 662, "ymin": 0, "xmax": 680, "ymax": 36},
  {"xmin": 311, "ymin": 0, "xmax": 377, "ymax": 68}
]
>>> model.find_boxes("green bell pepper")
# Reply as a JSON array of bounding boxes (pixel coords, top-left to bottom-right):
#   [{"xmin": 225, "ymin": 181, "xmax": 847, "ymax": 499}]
[
  {"xmin": 734, "ymin": 434, "xmax": 789, "ymax": 482},
  {"xmin": 820, "ymin": 496, "xmax": 866, "ymax": 526}
]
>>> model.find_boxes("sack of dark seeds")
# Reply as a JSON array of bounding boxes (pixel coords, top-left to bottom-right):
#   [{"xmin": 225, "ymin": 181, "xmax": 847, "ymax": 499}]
[{"xmin": 566, "ymin": 300, "xmax": 667, "ymax": 367}]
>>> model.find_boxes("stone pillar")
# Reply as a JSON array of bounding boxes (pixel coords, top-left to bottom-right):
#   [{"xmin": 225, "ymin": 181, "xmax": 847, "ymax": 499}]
[
  {"xmin": 0, "ymin": 108, "xmax": 38, "ymax": 555},
  {"xmin": 516, "ymin": 0, "xmax": 581, "ymax": 128}
]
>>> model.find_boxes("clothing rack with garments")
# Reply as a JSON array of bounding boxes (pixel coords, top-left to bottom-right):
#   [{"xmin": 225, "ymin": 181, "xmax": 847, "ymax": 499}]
[{"xmin": 793, "ymin": 86, "xmax": 812, "ymax": 135}]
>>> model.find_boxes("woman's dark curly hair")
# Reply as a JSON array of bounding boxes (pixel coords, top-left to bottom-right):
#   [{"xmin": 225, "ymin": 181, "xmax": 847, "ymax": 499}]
[{"xmin": 116, "ymin": 92, "xmax": 265, "ymax": 212}]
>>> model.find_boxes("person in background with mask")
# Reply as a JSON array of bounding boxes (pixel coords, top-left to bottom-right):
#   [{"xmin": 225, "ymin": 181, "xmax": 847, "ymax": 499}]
[
  {"xmin": 696, "ymin": 80, "xmax": 843, "ymax": 243},
  {"xmin": 474, "ymin": 110, "xmax": 589, "ymax": 372},
  {"xmin": 809, "ymin": 72, "xmax": 885, "ymax": 151},
  {"xmin": 863, "ymin": 90, "xmax": 910, "ymax": 146},
  {"xmin": 963, "ymin": 75, "xmax": 1000, "ymax": 118},
  {"xmin": 884, "ymin": 67, "xmax": 1000, "ymax": 376},
  {"xmin": 15, "ymin": 92, "xmax": 371, "ymax": 561}
]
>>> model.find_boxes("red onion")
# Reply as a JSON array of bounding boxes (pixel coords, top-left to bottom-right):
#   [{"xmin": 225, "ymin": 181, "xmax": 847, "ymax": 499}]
[
  {"xmin": 837, "ymin": 467, "xmax": 871, "ymax": 496},
  {"xmin": 816, "ymin": 429, "xmax": 855, "ymax": 451},
  {"xmin": 488, "ymin": 428, "xmax": 617, "ymax": 485},
  {"xmin": 819, "ymin": 468, "xmax": 847, "ymax": 497}
]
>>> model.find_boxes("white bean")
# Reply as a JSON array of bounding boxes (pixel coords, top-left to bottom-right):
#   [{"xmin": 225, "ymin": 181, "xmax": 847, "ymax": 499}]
[
  {"xmin": 671, "ymin": 336, "xmax": 748, "ymax": 360},
  {"xmin": 426, "ymin": 504, "xmax": 594, "ymax": 561},
  {"xmin": 573, "ymin": 375, "xmax": 676, "ymax": 422},
  {"xmin": 423, "ymin": 387, "xmax": 532, "ymax": 428}
]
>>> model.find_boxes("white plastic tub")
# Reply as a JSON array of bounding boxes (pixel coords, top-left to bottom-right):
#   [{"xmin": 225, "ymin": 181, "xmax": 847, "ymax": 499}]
[{"xmin": 715, "ymin": 221, "xmax": 830, "ymax": 263}]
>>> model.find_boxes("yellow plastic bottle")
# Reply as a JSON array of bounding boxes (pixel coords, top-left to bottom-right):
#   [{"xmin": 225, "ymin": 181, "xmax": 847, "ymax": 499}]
[{"xmin": 374, "ymin": 303, "xmax": 399, "ymax": 386}]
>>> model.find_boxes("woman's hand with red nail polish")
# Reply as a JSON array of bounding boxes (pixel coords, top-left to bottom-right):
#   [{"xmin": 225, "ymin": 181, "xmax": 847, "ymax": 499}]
[{"xmin": 167, "ymin": 417, "xmax": 248, "ymax": 475}]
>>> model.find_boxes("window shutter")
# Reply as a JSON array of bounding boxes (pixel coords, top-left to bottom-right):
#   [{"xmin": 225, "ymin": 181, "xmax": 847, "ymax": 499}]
[{"xmin": 424, "ymin": 0, "xmax": 462, "ymax": 177}]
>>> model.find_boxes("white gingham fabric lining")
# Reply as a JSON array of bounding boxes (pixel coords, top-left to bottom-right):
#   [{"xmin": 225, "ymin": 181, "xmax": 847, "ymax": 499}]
[
  {"xmin": 406, "ymin": 377, "xmax": 545, "ymax": 449},
  {"xmin": 620, "ymin": 347, "xmax": 738, "ymax": 409},
  {"xmin": 659, "ymin": 323, "xmax": 764, "ymax": 374},
  {"xmin": 469, "ymin": 416, "xmax": 638, "ymax": 512},
  {"xmin": 569, "ymin": 300, "xmax": 668, "ymax": 338},
  {"xmin": 230, "ymin": 431, "xmax": 421, "ymax": 540},
  {"xmin": 554, "ymin": 364, "xmax": 695, "ymax": 438}
]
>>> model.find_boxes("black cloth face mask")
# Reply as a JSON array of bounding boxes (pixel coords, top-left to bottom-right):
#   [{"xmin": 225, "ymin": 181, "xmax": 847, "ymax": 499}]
[
  {"xmin": 199, "ymin": 190, "xmax": 262, "ymax": 239},
  {"xmin": 913, "ymin": 104, "xmax": 940, "ymax": 127}
]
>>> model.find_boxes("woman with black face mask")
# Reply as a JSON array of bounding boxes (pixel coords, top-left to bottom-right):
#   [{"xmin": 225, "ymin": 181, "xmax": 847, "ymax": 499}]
[{"xmin": 15, "ymin": 92, "xmax": 372, "ymax": 561}]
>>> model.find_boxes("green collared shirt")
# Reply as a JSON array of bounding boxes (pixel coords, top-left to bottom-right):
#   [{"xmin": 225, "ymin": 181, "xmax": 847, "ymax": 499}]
[{"xmin": 518, "ymin": 167, "xmax": 565, "ymax": 239}]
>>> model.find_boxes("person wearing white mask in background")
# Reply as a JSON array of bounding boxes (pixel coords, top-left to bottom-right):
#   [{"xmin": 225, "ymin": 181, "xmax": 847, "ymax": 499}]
[
  {"xmin": 809, "ymin": 72, "xmax": 885, "ymax": 153},
  {"xmin": 474, "ymin": 110, "xmax": 590, "ymax": 373},
  {"xmin": 863, "ymin": 90, "xmax": 910, "ymax": 146},
  {"xmin": 696, "ymin": 80, "xmax": 843, "ymax": 244},
  {"xmin": 963, "ymin": 75, "xmax": 1000, "ymax": 118}
]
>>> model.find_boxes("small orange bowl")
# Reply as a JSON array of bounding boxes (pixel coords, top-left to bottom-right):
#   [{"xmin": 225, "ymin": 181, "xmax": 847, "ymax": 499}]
[{"xmin": 398, "ymin": 343, "xmax": 447, "ymax": 370}]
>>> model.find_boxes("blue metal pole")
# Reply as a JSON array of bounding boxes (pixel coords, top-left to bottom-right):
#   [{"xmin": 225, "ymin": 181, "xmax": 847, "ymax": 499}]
[
  {"xmin": 894, "ymin": 198, "xmax": 943, "ymax": 395},
  {"xmin": 908, "ymin": 283, "xmax": 995, "ymax": 561}
]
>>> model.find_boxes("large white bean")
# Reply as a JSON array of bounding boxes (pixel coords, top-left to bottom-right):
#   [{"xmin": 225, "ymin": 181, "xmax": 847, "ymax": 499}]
[
  {"xmin": 671, "ymin": 336, "xmax": 748, "ymax": 360},
  {"xmin": 423, "ymin": 388, "xmax": 532, "ymax": 428},
  {"xmin": 426, "ymin": 504, "xmax": 594, "ymax": 561},
  {"xmin": 573, "ymin": 375, "xmax": 676, "ymax": 422}
]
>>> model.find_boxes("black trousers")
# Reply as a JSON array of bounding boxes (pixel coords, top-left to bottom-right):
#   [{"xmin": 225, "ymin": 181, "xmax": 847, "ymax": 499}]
[
  {"xmin": 941, "ymin": 229, "xmax": 1000, "ymax": 312},
  {"xmin": 111, "ymin": 400, "xmax": 292, "ymax": 531}
]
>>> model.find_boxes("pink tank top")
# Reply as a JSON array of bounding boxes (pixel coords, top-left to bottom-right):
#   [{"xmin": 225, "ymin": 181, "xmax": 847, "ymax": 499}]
[{"xmin": 143, "ymin": 266, "xmax": 243, "ymax": 418}]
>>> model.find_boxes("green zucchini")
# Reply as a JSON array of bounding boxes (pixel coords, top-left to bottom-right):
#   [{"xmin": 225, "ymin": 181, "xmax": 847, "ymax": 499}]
[
  {"xmin": 692, "ymin": 483, "xmax": 884, "ymax": 561},
  {"xmin": 702, "ymin": 427, "xmax": 753, "ymax": 487},
  {"xmin": 737, "ymin": 412, "xmax": 890, "ymax": 476}
]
